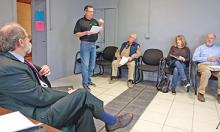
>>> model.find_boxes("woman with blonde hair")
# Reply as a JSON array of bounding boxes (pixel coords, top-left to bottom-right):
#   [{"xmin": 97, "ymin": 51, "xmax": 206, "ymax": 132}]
[{"xmin": 168, "ymin": 35, "xmax": 190, "ymax": 94}]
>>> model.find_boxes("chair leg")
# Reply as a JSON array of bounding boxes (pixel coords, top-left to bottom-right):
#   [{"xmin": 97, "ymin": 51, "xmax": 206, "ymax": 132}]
[
  {"xmin": 98, "ymin": 65, "xmax": 102, "ymax": 75},
  {"xmin": 134, "ymin": 67, "xmax": 137, "ymax": 84},
  {"xmin": 137, "ymin": 69, "xmax": 140, "ymax": 81},
  {"xmin": 195, "ymin": 76, "xmax": 198, "ymax": 95},
  {"xmin": 101, "ymin": 65, "xmax": 104, "ymax": 75},
  {"xmin": 118, "ymin": 68, "xmax": 122, "ymax": 78},
  {"xmin": 156, "ymin": 70, "xmax": 160, "ymax": 87},
  {"xmin": 136, "ymin": 70, "xmax": 143, "ymax": 84}
]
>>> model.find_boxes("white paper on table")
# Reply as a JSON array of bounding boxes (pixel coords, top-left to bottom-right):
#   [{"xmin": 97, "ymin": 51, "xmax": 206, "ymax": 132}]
[
  {"xmin": 119, "ymin": 56, "xmax": 129, "ymax": 66},
  {"xmin": 209, "ymin": 65, "xmax": 220, "ymax": 71},
  {"xmin": 90, "ymin": 26, "xmax": 102, "ymax": 34},
  {"xmin": 0, "ymin": 111, "xmax": 42, "ymax": 132}
]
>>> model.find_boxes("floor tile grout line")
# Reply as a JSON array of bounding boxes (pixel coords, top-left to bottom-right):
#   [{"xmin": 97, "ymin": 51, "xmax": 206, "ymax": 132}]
[
  {"xmin": 164, "ymin": 124, "xmax": 192, "ymax": 132},
  {"xmin": 160, "ymin": 93, "xmax": 176, "ymax": 132},
  {"xmin": 98, "ymin": 87, "xmax": 148, "ymax": 132},
  {"xmin": 214, "ymin": 102, "xmax": 220, "ymax": 130},
  {"xmin": 191, "ymin": 94, "xmax": 196, "ymax": 132}
]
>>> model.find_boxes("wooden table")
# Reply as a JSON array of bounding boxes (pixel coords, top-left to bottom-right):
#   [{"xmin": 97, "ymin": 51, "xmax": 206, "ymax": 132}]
[{"xmin": 0, "ymin": 107, "xmax": 61, "ymax": 132}]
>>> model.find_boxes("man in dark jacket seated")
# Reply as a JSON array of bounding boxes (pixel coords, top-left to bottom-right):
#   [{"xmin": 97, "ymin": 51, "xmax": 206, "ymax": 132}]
[{"xmin": 0, "ymin": 23, "xmax": 133, "ymax": 132}]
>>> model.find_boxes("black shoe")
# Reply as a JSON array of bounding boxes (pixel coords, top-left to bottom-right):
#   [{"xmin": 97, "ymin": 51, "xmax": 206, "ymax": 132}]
[
  {"xmin": 182, "ymin": 80, "xmax": 190, "ymax": 88},
  {"xmin": 89, "ymin": 82, "xmax": 96, "ymax": 87},
  {"xmin": 217, "ymin": 94, "xmax": 220, "ymax": 104},
  {"xmin": 171, "ymin": 88, "xmax": 176, "ymax": 95},
  {"xmin": 105, "ymin": 113, "xmax": 133, "ymax": 131},
  {"xmin": 127, "ymin": 80, "xmax": 134, "ymax": 88},
  {"xmin": 83, "ymin": 85, "xmax": 91, "ymax": 92}
]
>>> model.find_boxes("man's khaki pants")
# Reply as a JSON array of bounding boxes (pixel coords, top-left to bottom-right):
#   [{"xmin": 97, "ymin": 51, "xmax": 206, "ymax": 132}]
[
  {"xmin": 111, "ymin": 59, "xmax": 135, "ymax": 80},
  {"xmin": 198, "ymin": 64, "xmax": 220, "ymax": 95}
]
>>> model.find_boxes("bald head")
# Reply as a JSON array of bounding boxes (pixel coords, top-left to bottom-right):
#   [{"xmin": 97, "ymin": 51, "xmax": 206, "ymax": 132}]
[
  {"xmin": 0, "ymin": 23, "xmax": 27, "ymax": 52},
  {"xmin": 206, "ymin": 33, "xmax": 216, "ymax": 46},
  {"xmin": 128, "ymin": 34, "xmax": 137, "ymax": 44}
]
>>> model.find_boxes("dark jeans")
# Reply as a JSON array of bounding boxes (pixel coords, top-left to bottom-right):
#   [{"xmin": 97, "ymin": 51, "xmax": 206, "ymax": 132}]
[
  {"xmin": 34, "ymin": 89, "xmax": 104, "ymax": 132},
  {"xmin": 171, "ymin": 61, "xmax": 187, "ymax": 89}
]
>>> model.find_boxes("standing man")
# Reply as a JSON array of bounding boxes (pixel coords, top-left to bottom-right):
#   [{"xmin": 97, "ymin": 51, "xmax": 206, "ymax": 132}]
[
  {"xmin": 193, "ymin": 33, "xmax": 220, "ymax": 103},
  {"xmin": 74, "ymin": 5, "xmax": 104, "ymax": 91}
]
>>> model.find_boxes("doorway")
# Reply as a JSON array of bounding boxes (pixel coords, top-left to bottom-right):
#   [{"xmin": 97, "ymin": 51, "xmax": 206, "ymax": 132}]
[
  {"xmin": 94, "ymin": 8, "xmax": 117, "ymax": 50},
  {"xmin": 16, "ymin": 0, "xmax": 47, "ymax": 66},
  {"xmin": 17, "ymin": 0, "xmax": 32, "ymax": 61}
]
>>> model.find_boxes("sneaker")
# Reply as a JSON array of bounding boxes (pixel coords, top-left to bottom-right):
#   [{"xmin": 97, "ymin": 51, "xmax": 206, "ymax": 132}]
[
  {"xmin": 217, "ymin": 94, "xmax": 220, "ymax": 104},
  {"xmin": 197, "ymin": 92, "xmax": 205, "ymax": 102},
  {"xmin": 83, "ymin": 85, "xmax": 91, "ymax": 92},
  {"xmin": 109, "ymin": 76, "xmax": 117, "ymax": 84},
  {"xmin": 105, "ymin": 113, "xmax": 133, "ymax": 131},
  {"xmin": 127, "ymin": 80, "xmax": 134, "ymax": 88},
  {"xmin": 182, "ymin": 80, "xmax": 190, "ymax": 88},
  {"xmin": 89, "ymin": 82, "xmax": 96, "ymax": 87},
  {"xmin": 171, "ymin": 88, "xmax": 176, "ymax": 95}
]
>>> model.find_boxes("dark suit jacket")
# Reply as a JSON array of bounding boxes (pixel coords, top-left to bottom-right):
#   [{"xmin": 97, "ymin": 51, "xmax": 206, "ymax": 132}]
[{"xmin": 0, "ymin": 52, "xmax": 68, "ymax": 118}]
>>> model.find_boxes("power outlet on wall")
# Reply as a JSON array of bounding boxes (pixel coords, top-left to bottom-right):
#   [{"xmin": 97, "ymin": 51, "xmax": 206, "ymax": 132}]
[{"xmin": 145, "ymin": 34, "xmax": 150, "ymax": 39}]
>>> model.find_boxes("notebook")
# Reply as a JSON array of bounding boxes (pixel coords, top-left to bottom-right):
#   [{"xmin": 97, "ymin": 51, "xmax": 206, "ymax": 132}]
[{"xmin": 209, "ymin": 65, "xmax": 220, "ymax": 71}]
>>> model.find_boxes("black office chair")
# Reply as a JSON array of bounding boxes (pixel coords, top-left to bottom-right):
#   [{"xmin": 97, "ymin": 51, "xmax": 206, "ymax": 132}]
[
  {"xmin": 96, "ymin": 46, "xmax": 118, "ymax": 75},
  {"xmin": 136, "ymin": 49, "xmax": 163, "ymax": 84},
  {"xmin": 73, "ymin": 51, "xmax": 81, "ymax": 74},
  {"xmin": 192, "ymin": 61, "xmax": 217, "ymax": 95},
  {"xmin": 73, "ymin": 45, "xmax": 100, "ymax": 74}
]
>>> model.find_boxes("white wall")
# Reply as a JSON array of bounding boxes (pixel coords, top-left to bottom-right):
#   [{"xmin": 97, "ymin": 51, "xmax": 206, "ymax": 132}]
[
  {"xmin": 118, "ymin": 0, "xmax": 220, "ymax": 54},
  {"xmin": 0, "ymin": 0, "xmax": 16, "ymax": 25},
  {"xmin": 46, "ymin": 0, "xmax": 87, "ymax": 80},
  {"xmin": 1, "ymin": 0, "xmax": 220, "ymax": 81},
  {"xmin": 90, "ymin": 0, "xmax": 220, "ymax": 81}
]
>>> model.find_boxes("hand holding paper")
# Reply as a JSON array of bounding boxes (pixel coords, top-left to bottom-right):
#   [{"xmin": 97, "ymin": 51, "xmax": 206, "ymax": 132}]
[
  {"xmin": 209, "ymin": 65, "xmax": 220, "ymax": 71},
  {"xmin": 90, "ymin": 26, "xmax": 103, "ymax": 34},
  {"xmin": 119, "ymin": 56, "xmax": 129, "ymax": 66}
]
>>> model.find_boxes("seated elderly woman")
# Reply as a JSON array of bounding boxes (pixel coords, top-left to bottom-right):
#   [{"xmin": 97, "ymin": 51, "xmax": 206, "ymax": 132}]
[{"xmin": 167, "ymin": 35, "xmax": 190, "ymax": 94}]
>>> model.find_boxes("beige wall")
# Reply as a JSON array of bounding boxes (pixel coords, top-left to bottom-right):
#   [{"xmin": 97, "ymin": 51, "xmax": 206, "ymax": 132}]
[{"xmin": 17, "ymin": 2, "xmax": 31, "ymax": 35}]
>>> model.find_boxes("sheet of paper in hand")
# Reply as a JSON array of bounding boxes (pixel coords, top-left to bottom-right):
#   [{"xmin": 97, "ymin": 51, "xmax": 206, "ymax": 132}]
[
  {"xmin": 119, "ymin": 56, "xmax": 129, "ymax": 66},
  {"xmin": 169, "ymin": 54, "xmax": 178, "ymax": 59},
  {"xmin": 209, "ymin": 65, "xmax": 220, "ymax": 71},
  {"xmin": 90, "ymin": 26, "xmax": 102, "ymax": 34}
]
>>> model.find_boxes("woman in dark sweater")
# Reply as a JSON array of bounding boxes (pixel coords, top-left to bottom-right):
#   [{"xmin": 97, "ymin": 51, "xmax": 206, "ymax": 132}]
[{"xmin": 168, "ymin": 35, "xmax": 190, "ymax": 94}]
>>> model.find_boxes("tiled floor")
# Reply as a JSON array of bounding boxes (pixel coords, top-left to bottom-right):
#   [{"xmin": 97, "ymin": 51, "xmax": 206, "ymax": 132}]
[{"xmin": 51, "ymin": 74, "xmax": 220, "ymax": 132}]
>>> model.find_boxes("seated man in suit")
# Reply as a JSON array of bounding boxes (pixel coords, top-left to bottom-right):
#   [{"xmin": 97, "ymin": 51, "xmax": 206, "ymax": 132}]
[
  {"xmin": 0, "ymin": 23, "xmax": 133, "ymax": 132},
  {"xmin": 193, "ymin": 33, "xmax": 220, "ymax": 103},
  {"xmin": 110, "ymin": 34, "xmax": 141, "ymax": 88}
]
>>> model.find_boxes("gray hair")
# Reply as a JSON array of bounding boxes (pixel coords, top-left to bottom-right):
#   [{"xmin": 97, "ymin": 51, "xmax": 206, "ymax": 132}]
[{"xmin": 0, "ymin": 23, "xmax": 27, "ymax": 52}]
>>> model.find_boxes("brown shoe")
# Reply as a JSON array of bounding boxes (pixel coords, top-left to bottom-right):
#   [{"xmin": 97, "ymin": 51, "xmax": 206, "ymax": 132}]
[
  {"xmin": 217, "ymin": 94, "xmax": 220, "ymax": 104},
  {"xmin": 197, "ymin": 93, "xmax": 205, "ymax": 102},
  {"xmin": 127, "ymin": 80, "xmax": 134, "ymax": 88},
  {"xmin": 105, "ymin": 113, "xmax": 133, "ymax": 131},
  {"xmin": 109, "ymin": 76, "xmax": 118, "ymax": 84}
]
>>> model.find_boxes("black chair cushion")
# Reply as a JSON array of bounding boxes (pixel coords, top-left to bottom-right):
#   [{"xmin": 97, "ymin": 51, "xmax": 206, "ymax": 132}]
[
  {"xmin": 142, "ymin": 49, "xmax": 163, "ymax": 66},
  {"xmin": 138, "ymin": 64, "xmax": 159, "ymax": 72},
  {"xmin": 96, "ymin": 60, "xmax": 112, "ymax": 66},
  {"xmin": 102, "ymin": 46, "xmax": 118, "ymax": 61}
]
